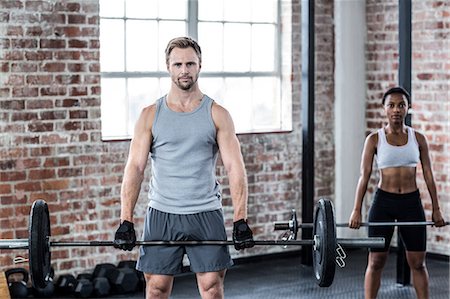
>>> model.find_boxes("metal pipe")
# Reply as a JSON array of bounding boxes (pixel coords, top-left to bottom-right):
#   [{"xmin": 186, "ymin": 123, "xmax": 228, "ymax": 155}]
[
  {"xmin": 337, "ymin": 237, "xmax": 385, "ymax": 248},
  {"xmin": 0, "ymin": 239, "xmax": 29, "ymax": 249},
  {"xmin": 50, "ymin": 240, "xmax": 314, "ymax": 247},
  {"xmin": 275, "ymin": 221, "xmax": 450, "ymax": 230}
]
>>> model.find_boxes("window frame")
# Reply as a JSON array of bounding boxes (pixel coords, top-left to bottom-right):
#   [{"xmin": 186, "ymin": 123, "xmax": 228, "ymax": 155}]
[{"xmin": 100, "ymin": 0, "xmax": 290, "ymax": 140}]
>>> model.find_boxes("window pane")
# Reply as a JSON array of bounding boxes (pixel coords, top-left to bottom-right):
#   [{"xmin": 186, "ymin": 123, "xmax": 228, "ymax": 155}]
[
  {"xmin": 126, "ymin": 0, "xmax": 157, "ymax": 18},
  {"xmin": 158, "ymin": 21, "xmax": 187, "ymax": 71},
  {"xmin": 101, "ymin": 78, "xmax": 127, "ymax": 138},
  {"xmin": 198, "ymin": 22, "xmax": 223, "ymax": 72},
  {"xmin": 224, "ymin": 23, "xmax": 251, "ymax": 72},
  {"xmin": 99, "ymin": 0, "xmax": 124, "ymax": 18},
  {"xmin": 126, "ymin": 20, "xmax": 158, "ymax": 71},
  {"xmin": 198, "ymin": 0, "xmax": 223, "ymax": 21},
  {"xmin": 252, "ymin": 77, "xmax": 280, "ymax": 129},
  {"xmin": 159, "ymin": 77, "xmax": 171, "ymax": 94},
  {"xmin": 252, "ymin": 24, "xmax": 276, "ymax": 72},
  {"xmin": 224, "ymin": 0, "xmax": 251, "ymax": 22},
  {"xmin": 223, "ymin": 77, "xmax": 252, "ymax": 131},
  {"xmin": 201, "ymin": 77, "xmax": 225, "ymax": 105},
  {"xmin": 251, "ymin": 0, "xmax": 277, "ymax": 22},
  {"xmin": 159, "ymin": 0, "xmax": 187, "ymax": 19},
  {"xmin": 127, "ymin": 78, "xmax": 160, "ymax": 133},
  {"xmin": 100, "ymin": 19, "xmax": 124, "ymax": 72}
]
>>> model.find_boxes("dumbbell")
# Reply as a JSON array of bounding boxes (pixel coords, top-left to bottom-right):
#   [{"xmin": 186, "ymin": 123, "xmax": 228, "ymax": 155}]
[
  {"xmin": 5, "ymin": 268, "xmax": 29, "ymax": 298},
  {"xmin": 93, "ymin": 262, "xmax": 138, "ymax": 294},
  {"xmin": 74, "ymin": 278, "xmax": 93, "ymax": 298},
  {"xmin": 55, "ymin": 274, "xmax": 77, "ymax": 294},
  {"xmin": 117, "ymin": 260, "xmax": 145, "ymax": 291},
  {"xmin": 76, "ymin": 271, "xmax": 110, "ymax": 297},
  {"xmin": 107, "ymin": 267, "xmax": 139, "ymax": 294}
]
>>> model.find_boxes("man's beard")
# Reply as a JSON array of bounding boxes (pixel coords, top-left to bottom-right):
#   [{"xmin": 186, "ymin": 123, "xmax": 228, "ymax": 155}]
[{"xmin": 174, "ymin": 74, "xmax": 198, "ymax": 91}]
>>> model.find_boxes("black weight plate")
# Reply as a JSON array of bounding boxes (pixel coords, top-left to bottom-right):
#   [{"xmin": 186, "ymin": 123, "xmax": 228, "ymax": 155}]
[
  {"xmin": 29, "ymin": 199, "xmax": 51, "ymax": 289},
  {"xmin": 312, "ymin": 198, "xmax": 336, "ymax": 287}
]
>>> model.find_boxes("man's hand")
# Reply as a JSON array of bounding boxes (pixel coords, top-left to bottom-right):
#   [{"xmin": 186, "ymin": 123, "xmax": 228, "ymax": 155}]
[
  {"xmin": 114, "ymin": 220, "xmax": 136, "ymax": 251},
  {"xmin": 232, "ymin": 219, "xmax": 255, "ymax": 250}
]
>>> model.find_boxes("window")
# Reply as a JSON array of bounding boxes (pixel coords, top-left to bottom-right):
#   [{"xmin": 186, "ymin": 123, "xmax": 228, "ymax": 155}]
[{"xmin": 100, "ymin": 0, "xmax": 291, "ymax": 140}]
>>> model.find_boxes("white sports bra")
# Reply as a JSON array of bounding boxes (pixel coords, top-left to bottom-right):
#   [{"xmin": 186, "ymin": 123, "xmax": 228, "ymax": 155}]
[{"xmin": 376, "ymin": 126, "xmax": 420, "ymax": 169}]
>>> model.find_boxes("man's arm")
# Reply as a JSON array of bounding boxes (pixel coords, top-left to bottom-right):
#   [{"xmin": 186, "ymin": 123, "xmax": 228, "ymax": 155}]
[
  {"xmin": 212, "ymin": 103, "xmax": 247, "ymax": 221},
  {"xmin": 120, "ymin": 105, "xmax": 155, "ymax": 223}
]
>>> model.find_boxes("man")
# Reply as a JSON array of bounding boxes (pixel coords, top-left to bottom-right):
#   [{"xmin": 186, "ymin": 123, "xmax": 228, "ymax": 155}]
[{"xmin": 113, "ymin": 37, "xmax": 255, "ymax": 299}]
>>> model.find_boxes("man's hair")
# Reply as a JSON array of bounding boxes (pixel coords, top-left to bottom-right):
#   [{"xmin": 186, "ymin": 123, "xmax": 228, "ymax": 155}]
[
  {"xmin": 165, "ymin": 37, "xmax": 202, "ymax": 66},
  {"xmin": 382, "ymin": 86, "xmax": 411, "ymax": 105}
]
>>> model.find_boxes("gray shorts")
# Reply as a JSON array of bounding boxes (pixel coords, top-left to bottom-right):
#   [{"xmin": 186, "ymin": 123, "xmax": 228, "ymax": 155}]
[{"xmin": 136, "ymin": 208, "xmax": 233, "ymax": 275}]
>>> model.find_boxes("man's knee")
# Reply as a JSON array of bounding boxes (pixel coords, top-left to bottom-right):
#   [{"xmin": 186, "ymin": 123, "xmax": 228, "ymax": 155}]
[
  {"xmin": 144, "ymin": 274, "xmax": 173, "ymax": 298},
  {"xmin": 197, "ymin": 271, "xmax": 225, "ymax": 298}
]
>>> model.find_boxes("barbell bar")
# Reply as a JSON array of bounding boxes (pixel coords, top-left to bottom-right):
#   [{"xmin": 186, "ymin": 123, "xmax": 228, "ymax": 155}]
[
  {"xmin": 274, "ymin": 211, "xmax": 450, "ymax": 231},
  {"xmin": 0, "ymin": 238, "xmax": 386, "ymax": 249},
  {"xmin": 0, "ymin": 199, "xmax": 385, "ymax": 289}
]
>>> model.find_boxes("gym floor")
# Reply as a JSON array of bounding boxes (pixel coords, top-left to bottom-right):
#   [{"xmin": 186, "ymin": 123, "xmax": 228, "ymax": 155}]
[{"xmin": 59, "ymin": 249, "xmax": 448, "ymax": 299}]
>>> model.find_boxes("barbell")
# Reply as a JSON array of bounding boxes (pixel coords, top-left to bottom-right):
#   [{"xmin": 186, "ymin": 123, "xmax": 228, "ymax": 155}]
[
  {"xmin": 0, "ymin": 199, "xmax": 385, "ymax": 289},
  {"xmin": 274, "ymin": 202, "xmax": 449, "ymax": 235}
]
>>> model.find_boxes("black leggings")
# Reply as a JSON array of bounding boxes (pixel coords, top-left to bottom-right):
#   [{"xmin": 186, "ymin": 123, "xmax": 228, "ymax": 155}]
[{"xmin": 368, "ymin": 188, "xmax": 426, "ymax": 252}]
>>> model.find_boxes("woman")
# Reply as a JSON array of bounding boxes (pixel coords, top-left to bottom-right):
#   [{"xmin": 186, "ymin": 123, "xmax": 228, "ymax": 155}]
[{"xmin": 348, "ymin": 86, "xmax": 446, "ymax": 299}]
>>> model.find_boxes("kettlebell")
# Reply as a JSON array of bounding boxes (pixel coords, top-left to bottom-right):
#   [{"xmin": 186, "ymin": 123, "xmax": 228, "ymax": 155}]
[
  {"xmin": 5, "ymin": 268, "xmax": 29, "ymax": 298},
  {"xmin": 33, "ymin": 267, "xmax": 55, "ymax": 298}
]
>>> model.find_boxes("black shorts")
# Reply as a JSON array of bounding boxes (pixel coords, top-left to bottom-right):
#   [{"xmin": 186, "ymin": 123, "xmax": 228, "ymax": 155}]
[{"xmin": 368, "ymin": 189, "xmax": 426, "ymax": 252}]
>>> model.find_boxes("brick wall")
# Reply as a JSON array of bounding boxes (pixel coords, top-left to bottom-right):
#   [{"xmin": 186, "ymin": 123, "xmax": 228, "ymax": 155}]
[
  {"xmin": 365, "ymin": 0, "xmax": 450, "ymax": 255},
  {"xmin": 0, "ymin": 0, "xmax": 336, "ymax": 275}
]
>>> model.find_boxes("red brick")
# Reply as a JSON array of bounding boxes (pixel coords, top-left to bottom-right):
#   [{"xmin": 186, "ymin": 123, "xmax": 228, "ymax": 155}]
[
  {"xmin": 11, "ymin": 112, "xmax": 38, "ymax": 121},
  {"xmin": 11, "ymin": 38, "xmax": 38, "ymax": 48},
  {"xmin": 15, "ymin": 181, "xmax": 41, "ymax": 192},
  {"xmin": 11, "ymin": 62, "xmax": 38, "ymax": 72},
  {"xmin": 40, "ymin": 86, "xmax": 67, "ymax": 96},
  {"xmin": 29, "ymin": 169, "xmax": 56, "ymax": 180},
  {"xmin": 25, "ymin": 50, "xmax": 53, "ymax": 61},
  {"xmin": 27, "ymin": 74, "xmax": 53, "ymax": 85},
  {"xmin": 58, "ymin": 168, "xmax": 82, "ymax": 178},
  {"xmin": 41, "ymin": 134, "xmax": 69, "ymax": 144},
  {"xmin": 44, "ymin": 157, "xmax": 70, "ymax": 167},
  {"xmin": 69, "ymin": 86, "xmax": 87, "ymax": 96},
  {"xmin": 42, "ymin": 62, "xmax": 66, "ymax": 72},
  {"xmin": 7, "ymin": 25, "xmax": 23, "ymax": 36},
  {"xmin": 68, "ymin": 39, "xmax": 87, "ymax": 48},
  {"xmin": 26, "ymin": 99, "xmax": 53, "ymax": 109},
  {"xmin": 55, "ymin": 75, "xmax": 81, "ymax": 84},
  {"xmin": 39, "ymin": 111, "xmax": 67, "ymax": 120},
  {"xmin": 40, "ymin": 39, "xmax": 66, "ymax": 48},
  {"xmin": 68, "ymin": 15, "xmax": 86, "ymax": 24},
  {"xmin": 12, "ymin": 86, "xmax": 38, "ymax": 97},
  {"xmin": 26, "ymin": 26, "xmax": 43, "ymax": 36},
  {"xmin": 42, "ymin": 180, "xmax": 69, "ymax": 190},
  {"xmin": 55, "ymin": 2, "xmax": 80, "ymax": 12},
  {"xmin": 64, "ymin": 121, "xmax": 82, "ymax": 131},
  {"xmin": 0, "ymin": 184, "xmax": 12, "ymax": 195},
  {"xmin": 28, "ymin": 121, "xmax": 53, "ymax": 132}
]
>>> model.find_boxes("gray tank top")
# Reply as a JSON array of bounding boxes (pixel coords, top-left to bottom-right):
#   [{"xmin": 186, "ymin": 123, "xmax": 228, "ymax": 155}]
[{"xmin": 148, "ymin": 95, "xmax": 222, "ymax": 214}]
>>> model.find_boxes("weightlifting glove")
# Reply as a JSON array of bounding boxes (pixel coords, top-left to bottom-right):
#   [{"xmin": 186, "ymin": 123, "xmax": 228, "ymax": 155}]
[
  {"xmin": 114, "ymin": 220, "xmax": 136, "ymax": 251},
  {"xmin": 232, "ymin": 219, "xmax": 255, "ymax": 250}
]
